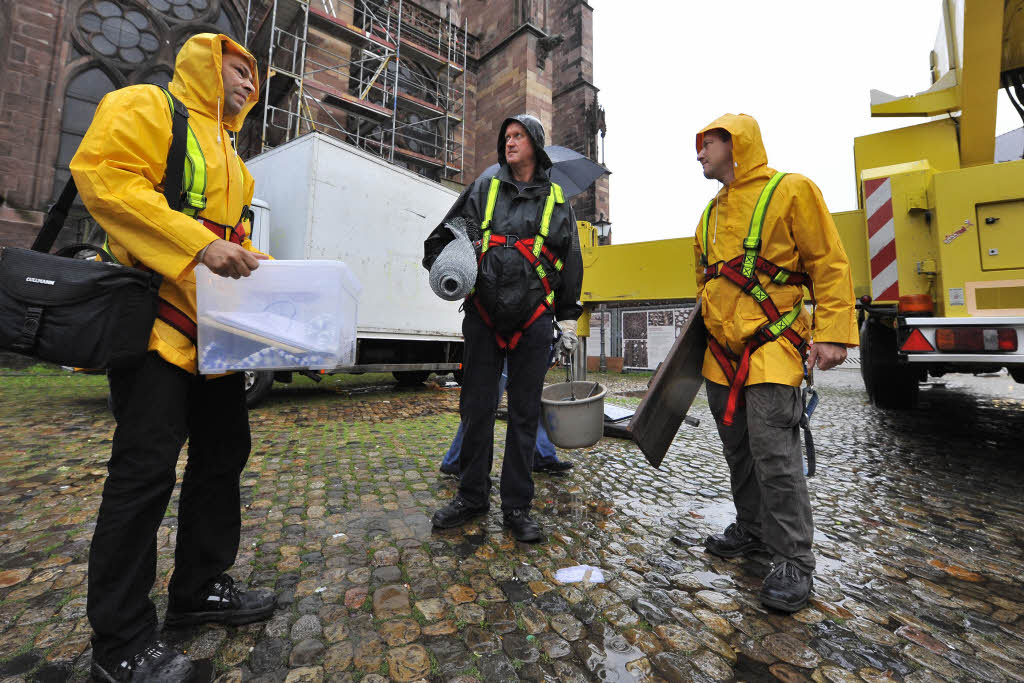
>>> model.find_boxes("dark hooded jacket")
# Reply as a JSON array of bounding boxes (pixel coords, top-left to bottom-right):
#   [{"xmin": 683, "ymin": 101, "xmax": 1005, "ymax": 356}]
[{"xmin": 423, "ymin": 116, "xmax": 583, "ymax": 333}]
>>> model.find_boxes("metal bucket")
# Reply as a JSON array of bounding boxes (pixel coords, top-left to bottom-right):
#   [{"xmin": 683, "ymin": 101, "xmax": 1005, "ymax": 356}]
[{"xmin": 541, "ymin": 381, "xmax": 607, "ymax": 449}]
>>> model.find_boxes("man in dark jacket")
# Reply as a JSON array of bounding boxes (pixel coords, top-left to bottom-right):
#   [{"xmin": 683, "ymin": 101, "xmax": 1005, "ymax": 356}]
[{"xmin": 423, "ymin": 114, "xmax": 583, "ymax": 541}]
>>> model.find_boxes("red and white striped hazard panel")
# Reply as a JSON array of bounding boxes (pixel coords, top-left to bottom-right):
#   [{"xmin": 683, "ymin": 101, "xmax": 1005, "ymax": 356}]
[{"xmin": 864, "ymin": 177, "xmax": 899, "ymax": 301}]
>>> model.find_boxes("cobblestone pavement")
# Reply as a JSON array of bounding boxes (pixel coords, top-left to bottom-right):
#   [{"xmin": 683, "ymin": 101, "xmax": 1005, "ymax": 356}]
[{"xmin": 0, "ymin": 364, "xmax": 1022, "ymax": 682}]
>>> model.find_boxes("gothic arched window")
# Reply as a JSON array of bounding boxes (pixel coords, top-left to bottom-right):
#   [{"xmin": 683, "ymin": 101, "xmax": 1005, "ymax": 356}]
[{"xmin": 55, "ymin": 0, "xmax": 242, "ymax": 233}]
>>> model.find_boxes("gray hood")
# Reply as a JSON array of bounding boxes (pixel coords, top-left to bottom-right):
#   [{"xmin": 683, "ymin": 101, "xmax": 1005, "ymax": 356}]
[{"xmin": 496, "ymin": 114, "xmax": 552, "ymax": 169}]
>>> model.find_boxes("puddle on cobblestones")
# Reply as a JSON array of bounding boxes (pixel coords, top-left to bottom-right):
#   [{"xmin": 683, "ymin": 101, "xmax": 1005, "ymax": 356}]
[{"xmin": 732, "ymin": 652, "xmax": 775, "ymax": 681}]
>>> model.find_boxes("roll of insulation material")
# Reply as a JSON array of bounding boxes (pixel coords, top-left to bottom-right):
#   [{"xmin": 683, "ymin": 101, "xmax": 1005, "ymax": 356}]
[{"xmin": 429, "ymin": 217, "xmax": 478, "ymax": 301}]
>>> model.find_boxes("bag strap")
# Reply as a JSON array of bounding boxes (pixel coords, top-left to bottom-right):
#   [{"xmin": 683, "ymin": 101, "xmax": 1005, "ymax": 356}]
[
  {"xmin": 30, "ymin": 178, "xmax": 79, "ymax": 253},
  {"xmin": 31, "ymin": 85, "xmax": 191, "ymax": 254},
  {"xmin": 160, "ymin": 86, "xmax": 190, "ymax": 212}
]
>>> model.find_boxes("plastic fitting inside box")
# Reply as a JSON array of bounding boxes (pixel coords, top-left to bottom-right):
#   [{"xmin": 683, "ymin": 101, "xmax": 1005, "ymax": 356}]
[{"xmin": 196, "ymin": 260, "xmax": 361, "ymax": 374}]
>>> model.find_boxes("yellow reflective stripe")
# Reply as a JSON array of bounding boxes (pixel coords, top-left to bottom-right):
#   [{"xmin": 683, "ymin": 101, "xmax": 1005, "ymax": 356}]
[
  {"xmin": 554, "ymin": 258, "xmax": 563, "ymax": 270},
  {"xmin": 766, "ymin": 305, "xmax": 802, "ymax": 338},
  {"xmin": 535, "ymin": 264, "xmax": 547, "ymax": 280},
  {"xmin": 740, "ymin": 172, "xmax": 786, "ymax": 278},
  {"xmin": 545, "ymin": 291, "xmax": 555, "ymax": 304},
  {"xmin": 773, "ymin": 270, "xmax": 790, "ymax": 284},
  {"xmin": 534, "ymin": 183, "xmax": 559, "ymax": 257},
  {"xmin": 479, "ymin": 177, "xmax": 501, "ymax": 255},
  {"xmin": 749, "ymin": 283, "xmax": 770, "ymax": 304},
  {"xmin": 100, "ymin": 234, "xmax": 120, "ymax": 264},
  {"xmin": 700, "ymin": 200, "xmax": 713, "ymax": 261},
  {"xmin": 160, "ymin": 88, "xmax": 207, "ymax": 219},
  {"xmin": 744, "ymin": 172, "xmax": 786, "ymax": 250},
  {"xmin": 183, "ymin": 126, "xmax": 207, "ymax": 217}
]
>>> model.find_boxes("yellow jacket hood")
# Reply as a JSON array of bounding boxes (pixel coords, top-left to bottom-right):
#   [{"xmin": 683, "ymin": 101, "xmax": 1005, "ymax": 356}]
[
  {"xmin": 696, "ymin": 113, "xmax": 768, "ymax": 184},
  {"xmin": 169, "ymin": 33, "xmax": 258, "ymax": 133}
]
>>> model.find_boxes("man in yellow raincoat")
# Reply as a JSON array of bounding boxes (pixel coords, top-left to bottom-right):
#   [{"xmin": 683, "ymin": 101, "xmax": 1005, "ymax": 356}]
[
  {"xmin": 693, "ymin": 113, "xmax": 857, "ymax": 612},
  {"xmin": 70, "ymin": 34, "xmax": 276, "ymax": 681}
]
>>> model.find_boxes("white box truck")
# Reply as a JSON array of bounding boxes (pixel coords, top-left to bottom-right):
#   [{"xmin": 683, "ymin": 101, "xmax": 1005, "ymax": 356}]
[{"xmin": 243, "ymin": 132, "xmax": 464, "ymax": 404}]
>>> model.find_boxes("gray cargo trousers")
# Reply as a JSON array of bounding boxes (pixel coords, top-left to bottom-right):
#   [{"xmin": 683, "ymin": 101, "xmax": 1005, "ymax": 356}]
[{"xmin": 706, "ymin": 380, "xmax": 815, "ymax": 573}]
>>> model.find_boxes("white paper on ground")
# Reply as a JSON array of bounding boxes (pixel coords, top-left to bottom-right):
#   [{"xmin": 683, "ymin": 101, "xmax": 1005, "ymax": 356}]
[{"xmin": 554, "ymin": 565, "xmax": 605, "ymax": 584}]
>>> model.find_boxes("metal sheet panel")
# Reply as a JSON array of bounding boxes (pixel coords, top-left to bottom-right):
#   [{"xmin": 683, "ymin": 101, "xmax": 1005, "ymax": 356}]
[{"xmin": 629, "ymin": 306, "xmax": 706, "ymax": 469}]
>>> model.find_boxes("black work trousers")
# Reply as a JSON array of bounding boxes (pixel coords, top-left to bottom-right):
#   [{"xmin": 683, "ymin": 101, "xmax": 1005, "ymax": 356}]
[
  {"xmin": 458, "ymin": 309, "xmax": 553, "ymax": 511},
  {"xmin": 88, "ymin": 352, "xmax": 251, "ymax": 662},
  {"xmin": 706, "ymin": 380, "xmax": 816, "ymax": 573}
]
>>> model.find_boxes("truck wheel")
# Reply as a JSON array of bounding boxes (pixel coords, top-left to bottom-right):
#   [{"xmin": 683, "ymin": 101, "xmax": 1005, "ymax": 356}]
[
  {"xmin": 452, "ymin": 369, "xmax": 464, "ymax": 385},
  {"xmin": 1010, "ymin": 367, "xmax": 1024, "ymax": 384},
  {"xmin": 244, "ymin": 370, "xmax": 274, "ymax": 407},
  {"xmin": 393, "ymin": 370, "xmax": 431, "ymax": 386},
  {"xmin": 860, "ymin": 318, "xmax": 919, "ymax": 409}
]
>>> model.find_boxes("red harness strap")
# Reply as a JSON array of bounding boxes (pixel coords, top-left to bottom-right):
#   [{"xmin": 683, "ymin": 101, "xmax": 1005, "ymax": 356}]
[
  {"xmin": 156, "ymin": 300, "xmax": 197, "ymax": 344},
  {"xmin": 703, "ymin": 261, "xmax": 809, "ymax": 426},
  {"xmin": 200, "ymin": 217, "xmax": 246, "ymax": 245},
  {"xmin": 472, "ymin": 297, "xmax": 551, "ymax": 350},
  {"xmin": 470, "ymin": 234, "xmax": 560, "ymax": 350},
  {"xmin": 136, "ymin": 218, "xmax": 247, "ymax": 345},
  {"xmin": 709, "ymin": 323, "xmax": 808, "ymax": 427}
]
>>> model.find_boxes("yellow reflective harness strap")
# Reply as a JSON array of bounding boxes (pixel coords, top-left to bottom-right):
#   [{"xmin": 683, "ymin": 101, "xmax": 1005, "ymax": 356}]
[
  {"xmin": 533, "ymin": 182, "xmax": 563, "ymax": 258},
  {"xmin": 766, "ymin": 305, "xmax": 802, "ymax": 339},
  {"xmin": 159, "ymin": 88, "xmax": 208, "ymax": 219},
  {"xmin": 473, "ymin": 178, "xmax": 565, "ymax": 312},
  {"xmin": 741, "ymin": 172, "xmax": 787, "ymax": 276},
  {"xmin": 700, "ymin": 199, "xmax": 714, "ymax": 266},
  {"xmin": 182, "ymin": 126, "xmax": 207, "ymax": 218},
  {"xmin": 479, "ymin": 177, "xmax": 501, "ymax": 255}
]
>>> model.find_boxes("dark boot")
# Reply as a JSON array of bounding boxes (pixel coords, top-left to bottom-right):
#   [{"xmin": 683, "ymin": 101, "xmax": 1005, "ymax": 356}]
[
  {"xmin": 431, "ymin": 496, "xmax": 489, "ymax": 529},
  {"xmin": 759, "ymin": 561, "xmax": 813, "ymax": 612},
  {"xmin": 503, "ymin": 508, "xmax": 542, "ymax": 542},
  {"xmin": 91, "ymin": 640, "xmax": 193, "ymax": 682},
  {"xmin": 533, "ymin": 459, "xmax": 573, "ymax": 473},
  {"xmin": 165, "ymin": 574, "xmax": 276, "ymax": 628},
  {"xmin": 704, "ymin": 522, "xmax": 765, "ymax": 558}
]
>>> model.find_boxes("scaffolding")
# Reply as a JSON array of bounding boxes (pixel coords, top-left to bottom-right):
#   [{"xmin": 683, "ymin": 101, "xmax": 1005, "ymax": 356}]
[{"xmin": 243, "ymin": 0, "xmax": 467, "ymax": 181}]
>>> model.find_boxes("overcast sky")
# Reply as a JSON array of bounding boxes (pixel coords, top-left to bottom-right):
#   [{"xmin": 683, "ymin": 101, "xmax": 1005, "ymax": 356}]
[{"xmin": 591, "ymin": 0, "xmax": 1023, "ymax": 244}]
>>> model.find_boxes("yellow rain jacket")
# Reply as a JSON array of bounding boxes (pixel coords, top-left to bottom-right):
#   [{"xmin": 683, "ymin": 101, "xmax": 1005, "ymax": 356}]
[
  {"xmin": 694, "ymin": 113, "xmax": 858, "ymax": 387},
  {"xmin": 70, "ymin": 33, "xmax": 263, "ymax": 374}
]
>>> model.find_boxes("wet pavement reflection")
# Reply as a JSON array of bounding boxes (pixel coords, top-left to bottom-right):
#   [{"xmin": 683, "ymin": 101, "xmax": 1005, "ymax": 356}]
[{"xmin": 0, "ymin": 365, "xmax": 1021, "ymax": 681}]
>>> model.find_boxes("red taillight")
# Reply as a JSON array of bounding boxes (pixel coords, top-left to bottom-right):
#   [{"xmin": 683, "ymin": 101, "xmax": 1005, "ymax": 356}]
[
  {"xmin": 900, "ymin": 328, "xmax": 934, "ymax": 352},
  {"xmin": 934, "ymin": 328, "xmax": 1017, "ymax": 352},
  {"xmin": 898, "ymin": 294, "xmax": 934, "ymax": 314}
]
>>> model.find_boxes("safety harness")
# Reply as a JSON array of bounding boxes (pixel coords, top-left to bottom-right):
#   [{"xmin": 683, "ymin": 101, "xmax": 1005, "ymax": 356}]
[
  {"xmin": 470, "ymin": 177, "xmax": 565, "ymax": 350},
  {"xmin": 101, "ymin": 86, "xmax": 253, "ymax": 346},
  {"xmin": 700, "ymin": 172, "xmax": 814, "ymax": 428}
]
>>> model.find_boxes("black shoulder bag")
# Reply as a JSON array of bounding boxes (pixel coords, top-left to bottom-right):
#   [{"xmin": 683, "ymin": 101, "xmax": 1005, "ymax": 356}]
[{"xmin": 0, "ymin": 87, "xmax": 192, "ymax": 369}]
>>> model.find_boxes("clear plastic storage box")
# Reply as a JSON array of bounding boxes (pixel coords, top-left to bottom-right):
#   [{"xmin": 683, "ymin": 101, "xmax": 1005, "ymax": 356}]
[{"xmin": 196, "ymin": 260, "xmax": 361, "ymax": 374}]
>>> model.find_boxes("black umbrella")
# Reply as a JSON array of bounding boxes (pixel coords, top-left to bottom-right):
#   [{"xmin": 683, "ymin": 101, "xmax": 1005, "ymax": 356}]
[{"xmin": 482, "ymin": 145, "xmax": 609, "ymax": 198}]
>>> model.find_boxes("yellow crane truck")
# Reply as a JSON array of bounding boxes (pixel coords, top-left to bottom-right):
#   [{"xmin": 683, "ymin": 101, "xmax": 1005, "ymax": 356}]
[
  {"xmin": 578, "ymin": 0, "xmax": 1024, "ymax": 410},
  {"xmin": 850, "ymin": 0, "xmax": 1024, "ymax": 407}
]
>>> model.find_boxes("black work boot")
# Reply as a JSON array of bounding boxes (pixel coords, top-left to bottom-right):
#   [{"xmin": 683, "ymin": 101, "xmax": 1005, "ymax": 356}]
[
  {"xmin": 759, "ymin": 561, "xmax": 814, "ymax": 612},
  {"xmin": 164, "ymin": 574, "xmax": 276, "ymax": 628},
  {"xmin": 91, "ymin": 640, "xmax": 193, "ymax": 682},
  {"xmin": 431, "ymin": 496, "xmax": 489, "ymax": 529},
  {"xmin": 704, "ymin": 522, "xmax": 766, "ymax": 558},
  {"xmin": 503, "ymin": 508, "xmax": 542, "ymax": 542},
  {"xmin": 533, "ymin": 459, "xmax": 573, "ymax": 473}
]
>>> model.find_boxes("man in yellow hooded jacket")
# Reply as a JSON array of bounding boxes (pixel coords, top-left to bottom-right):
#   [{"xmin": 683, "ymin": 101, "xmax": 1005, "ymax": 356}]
[
  {"xmin": 70, "ymin": 34, "xmax": 276, "ymax": 681},
  {"xmin": 693, "ymin": 113, "xmax": 857, "ymax": 612}
]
